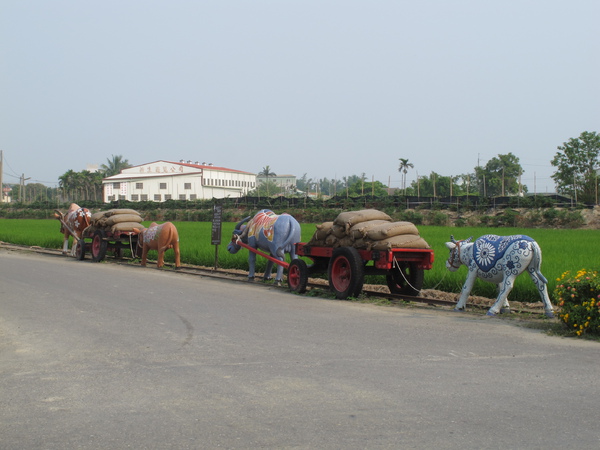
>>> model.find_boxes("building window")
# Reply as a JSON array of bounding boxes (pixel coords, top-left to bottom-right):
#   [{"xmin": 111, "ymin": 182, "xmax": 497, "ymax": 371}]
[
  {"xmin": 179, "ymin": 194, "xmax": 186, "ymax": 200},
  {"xmin": 154, "ymin": 194, "xmax": 161, "ymax": 201},
  {"xmin": 135, "ymin": 182, "xmax": 143, "ymax": 189},
  {"xmin": 164, "ymin": 194, "xmax": 172, "ymax": 201},
  {"xmin": 118, "ymin": 195, "xmax": 126, "ymax": 200},
  {"xmin": 159, "ymin": 183, "xmax": 167, "ymax": 189},
  {"xmin": 184, "ymin": 183, "xmax": 191, "ymax": 190},
  {"xmin": 108, "ymin": 195, "xmax": 116, "ymax": 201},
  {"xmin": 113, "ymin": 183, "xmax": 120, "ymax": 189},
  {"xmin": 131, "ymin": 194, "xmax": 139, "ymax": 201},
  {"xmin": 190, "ymin": 194, "xmax": 197, "ymax": 200},
  {"xmin": 141, "ymin": 194, "xmax": 148, "ymax": 201}
]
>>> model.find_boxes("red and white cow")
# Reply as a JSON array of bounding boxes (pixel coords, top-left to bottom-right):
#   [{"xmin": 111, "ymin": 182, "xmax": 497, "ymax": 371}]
[{"xmin": 54, "ymin": 203, "xmax": 91, "ymax": 256}]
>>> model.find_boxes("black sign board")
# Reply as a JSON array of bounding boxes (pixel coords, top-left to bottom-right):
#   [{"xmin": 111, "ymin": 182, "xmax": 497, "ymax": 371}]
[{"xmin": 211, "ymin": 204, "xmax": 223, "ymax": 245}]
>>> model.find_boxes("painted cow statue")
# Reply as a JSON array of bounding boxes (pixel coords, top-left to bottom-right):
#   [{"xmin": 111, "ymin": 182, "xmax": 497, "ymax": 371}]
[
  {"xmin": 54, "ymin": 203, "xmax": 91, "ymax": 256},
  {"xmin": 133, "ymin": 222, "xmax": 181, "ymax": 269},
  {"xmin": 445, "ymin": 234, "xmax": 554, "ymax": 317},
  {"xmin": 227, "ymin": 209, "xmax": 301, "ymax": 285}
]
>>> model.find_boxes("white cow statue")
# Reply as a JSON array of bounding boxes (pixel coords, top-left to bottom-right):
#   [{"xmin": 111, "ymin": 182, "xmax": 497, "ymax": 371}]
[{"xmin": 445, "ymin": 234, "xmax": 554, "ymax": 317}]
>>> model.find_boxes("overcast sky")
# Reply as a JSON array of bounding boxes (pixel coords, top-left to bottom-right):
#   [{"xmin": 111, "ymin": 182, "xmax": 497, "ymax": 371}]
[{"xmin": 1, "ymin": 0, "xmax": 598, "ymax": 193}]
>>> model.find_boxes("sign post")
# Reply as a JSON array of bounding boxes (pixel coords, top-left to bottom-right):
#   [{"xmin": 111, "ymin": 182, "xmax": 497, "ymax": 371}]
[{"xmin": 211, "ymin": 204, "xmax": 223, "ymax": 270}]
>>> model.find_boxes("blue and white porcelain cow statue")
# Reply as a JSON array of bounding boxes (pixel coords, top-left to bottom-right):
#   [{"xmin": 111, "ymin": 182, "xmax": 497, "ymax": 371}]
[
  {"xmin": 445, "ymin": 234, "xmax": 554, "ymax": 317},
  {"xmin": 227, "ymin": 209, "xmax": 301, "ymax": 285}
]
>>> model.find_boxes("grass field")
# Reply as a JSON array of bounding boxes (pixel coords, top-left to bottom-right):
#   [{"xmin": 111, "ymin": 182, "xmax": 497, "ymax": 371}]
[{"xmin": 1, "ymin": 219, "xmax": 597, "ymax": 302}]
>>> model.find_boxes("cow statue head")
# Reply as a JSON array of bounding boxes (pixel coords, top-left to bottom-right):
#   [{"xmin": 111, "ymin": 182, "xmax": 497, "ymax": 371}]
[
  {"xmin": 227, "ymin": 216, "xmax": 251, "ymax": 254},
  {"xmin": 445, "ymin": 235, "xmax": 473, "ymax": 272}
]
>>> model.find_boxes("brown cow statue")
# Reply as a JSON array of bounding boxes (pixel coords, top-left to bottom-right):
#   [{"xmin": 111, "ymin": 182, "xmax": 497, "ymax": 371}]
[
  {"xmin": 54, "ymin": 203, "xmax": 91, "ymax": 256},
  {"xmin": 133, "ymin": 222, "xmax": 181, "ymax": 269}
]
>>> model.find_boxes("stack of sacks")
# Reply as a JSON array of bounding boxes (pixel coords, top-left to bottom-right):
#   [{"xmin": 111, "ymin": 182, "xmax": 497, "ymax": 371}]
[
  {"xmin": 307, "ymin": 209, "xmax": 430, "ymax": 250},
  {"xmin": 90, "ymin": 209, "xmax": 144, "ymax": 233}
]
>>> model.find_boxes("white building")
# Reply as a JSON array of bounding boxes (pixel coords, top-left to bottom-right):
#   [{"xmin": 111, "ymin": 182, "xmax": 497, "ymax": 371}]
[{"xmin": 102, "ymin": 160, "xmax": 256, "ymax": 202}]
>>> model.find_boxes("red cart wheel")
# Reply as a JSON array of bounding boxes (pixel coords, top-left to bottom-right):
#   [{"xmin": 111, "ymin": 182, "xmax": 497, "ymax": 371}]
[
  {"xmin": 91, "ymin": 230, "xmax": 108, "ymax": 262},
  {"xmin": 328, "ymin": 247, "xmax": 364, "ymax": 299},
  {"xmin": 288, "ymin": 259, "xmax": 308, "ymax": 293},
  {"xmin": 75, "ymin": 239, "xmax": 86, "ymax": 261},
  {"xmin": 386, "ymin": 261, "xmax": 424, "ymax": 296}
]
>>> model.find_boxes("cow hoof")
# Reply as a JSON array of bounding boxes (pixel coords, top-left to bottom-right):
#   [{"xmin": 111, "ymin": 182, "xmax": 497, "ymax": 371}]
[
  {"xmin": 500, "ymin": 308, "xmax": 511, "ymax": 314},
  {"xmin": 275, "ymin": 280, "xmax": 282, "ymax": 287},
  {"xmin": 545, "ymin": 311, "xmax": 555, "ymax": 319},
  {"xmin": 486, "ymin": 311, "xmax": 498, "ymax": 317},
  {"xmin": 247, "ymin": 277, "xmax": 255, "ymax": 282},
  {"xmin": 453, "ymin": 308, "xmax": 464, "ymax": 312}
]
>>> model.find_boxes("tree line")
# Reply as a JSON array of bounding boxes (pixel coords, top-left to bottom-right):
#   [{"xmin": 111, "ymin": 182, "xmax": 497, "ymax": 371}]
[{"xmin": 5, "ymin": 132, "xmax": 600, "ymax": 205}]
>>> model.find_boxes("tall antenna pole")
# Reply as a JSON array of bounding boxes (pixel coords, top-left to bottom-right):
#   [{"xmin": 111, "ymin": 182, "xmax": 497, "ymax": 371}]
[{"xmin": 0, "ymin": 150, "xmax": 3, "ymax": 202}]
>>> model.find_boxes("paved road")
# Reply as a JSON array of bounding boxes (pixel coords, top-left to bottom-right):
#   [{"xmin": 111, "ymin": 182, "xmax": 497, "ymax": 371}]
[{"xmin": 1, "ymin": 248, "xmax": 599, "ymax": 449}]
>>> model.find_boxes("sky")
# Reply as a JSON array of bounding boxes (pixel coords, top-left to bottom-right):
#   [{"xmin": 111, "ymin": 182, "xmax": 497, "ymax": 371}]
[{"xmin": 1, "ymin": 0, "xmax": 598, "ymax": 193}]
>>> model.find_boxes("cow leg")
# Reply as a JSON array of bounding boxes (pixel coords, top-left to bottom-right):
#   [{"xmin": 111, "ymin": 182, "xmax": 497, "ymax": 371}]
[
  {"xmin": 528, "ymin": 268, "xmax": 555, "ymax": 318},
  {"xmin": 140, "ymin": 246, "xmax": 149, "ymax": 267},
  {"xmin": 174, "ymin": 242, "xmax": 181, "ymax": 268},
  {"xmin": 274, "ymin": 256, "xmax": 286, "ymax": 285},
  {"xmin": 497, "ymin": 284, "xmax": 511, "ymax": 314},
  {"xmin": 62, "ymin": 237, "xmax": 69, "ymax": 254},
  {"xmin": 157, "ymin": 249, "xmax": 164, "ymax": 268},
  {"xmin": 263, "ymin": 260, "xmax": 274, "ymax": 281},
  {"xmin": 488, "ymin": 275, "xmax": 515, "ymax": 316},
  {"xmin": 455, "ymin": 269, "xmax": 478, "ymax": 311},
  {"xmin": 248, "ymin": 252, "xmax": 257, "ymax": 280}
]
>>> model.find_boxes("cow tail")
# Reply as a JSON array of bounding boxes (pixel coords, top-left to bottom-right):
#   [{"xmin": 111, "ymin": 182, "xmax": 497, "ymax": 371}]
[{"xmin": 531, "ymin": 241, "xmax": 548, "ymax": 285}]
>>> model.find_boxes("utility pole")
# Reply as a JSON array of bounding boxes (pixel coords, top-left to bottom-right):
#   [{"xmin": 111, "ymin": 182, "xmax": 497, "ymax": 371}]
[
  {"xmin": 0, "ymin": 150, "xmax": 3, "ymax": 203},
  {"xmin": 20, "ymin": 173, "xmax": 31, "ymax": 202}
]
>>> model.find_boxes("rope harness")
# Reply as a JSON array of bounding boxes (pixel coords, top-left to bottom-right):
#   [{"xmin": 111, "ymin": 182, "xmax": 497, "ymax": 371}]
[{"xmin": 447, "ymin": 240, "xmax": 463, "ymax": 270}]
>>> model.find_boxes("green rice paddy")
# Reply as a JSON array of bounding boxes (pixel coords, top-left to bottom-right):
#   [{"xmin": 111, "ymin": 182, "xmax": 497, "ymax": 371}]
[{"xmin": 1, "ymin": 219, "xmax": 597, "ymax": 302}]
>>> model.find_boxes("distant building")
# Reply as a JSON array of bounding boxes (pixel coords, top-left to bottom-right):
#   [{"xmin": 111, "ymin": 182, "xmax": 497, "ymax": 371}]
[
  {"xmin": 102, "ymin": 160, "xmax": 256, "ymax": 202},
  {"xmin": 256, "ymin": 174, "xmax": 296, "ymax": 193}
]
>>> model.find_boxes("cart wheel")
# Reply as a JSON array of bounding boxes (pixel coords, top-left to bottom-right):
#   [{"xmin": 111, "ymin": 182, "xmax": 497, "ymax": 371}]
[
  {"xmin": 328, "ymin": 247, "xmax": 364, "ymax": 299},
  {"xmin": 75, "ymin": 239, "xmax": 86, "ymax": 261},
  {"xmin": 91, "ymin": 230, "xmax": 108, "ymax": 262},
  {"xmin": 288, "ymin": 259, "xmax": 308, "ymax": 293},
  {"xmin": 386, "ymin": 261, "xmax": 424, "ymax": 296}
]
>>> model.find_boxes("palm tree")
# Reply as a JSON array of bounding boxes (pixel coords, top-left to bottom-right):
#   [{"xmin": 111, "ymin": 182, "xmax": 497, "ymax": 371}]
[
  {"xmin": 101, "ymin": 155, "xmax": 131, "ymax": 177},
  {"xmin": 258, "ymin": 166, "xmax": 277, "ymax": 196},
  {"xmin": 398, "ymin": 158, "xmax": 414, "ymax": 194}
]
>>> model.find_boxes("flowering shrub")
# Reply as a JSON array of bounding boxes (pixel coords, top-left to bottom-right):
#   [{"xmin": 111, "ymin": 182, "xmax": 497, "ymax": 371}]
[{"xmin": 554, "ymin": 269, "xmax": 600, "ymax": 337}]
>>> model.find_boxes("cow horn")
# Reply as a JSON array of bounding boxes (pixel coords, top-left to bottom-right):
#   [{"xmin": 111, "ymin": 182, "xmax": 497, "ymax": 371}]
[
  {"xmin": 465, "ymin": 236, "xmax": 473, "ymax": 243},
  {"xmin": 235, "ymin": 216, "xmax": 251, "ymax": 232},
  {"xmin": 450, "ymin": 235, "xmax": 457, "ymax": 244}
]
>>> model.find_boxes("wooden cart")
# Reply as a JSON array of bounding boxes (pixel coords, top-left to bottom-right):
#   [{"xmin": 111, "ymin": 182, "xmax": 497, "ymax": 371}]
[
  {"xmin": 75, "ymin": 226, "xmax": 141, "ymax": 262},
  {"xmin": 233, "ymin": 239, "xmax": 434, "ymax": 299}
]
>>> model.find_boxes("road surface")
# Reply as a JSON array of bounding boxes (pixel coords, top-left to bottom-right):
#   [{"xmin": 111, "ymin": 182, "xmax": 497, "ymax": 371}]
[{"xmin": 1, "ymin": 248, "xmax": 598, "ymax": 449}]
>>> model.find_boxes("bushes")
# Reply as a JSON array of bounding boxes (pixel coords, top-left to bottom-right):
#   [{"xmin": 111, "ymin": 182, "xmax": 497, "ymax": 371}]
[{"xmin": 554, "ymin": 269, "xmax": 600, "ymax": 337}]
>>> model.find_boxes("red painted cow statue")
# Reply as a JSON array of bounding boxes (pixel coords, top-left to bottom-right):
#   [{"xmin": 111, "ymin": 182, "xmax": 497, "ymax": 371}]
[
  {"xmin": 133, "ymin": 222, "xmax": 181, "ymax": 269},
  {"xmin": 54, "ymin": 203, "xmax": 91, "ymax": 256}
]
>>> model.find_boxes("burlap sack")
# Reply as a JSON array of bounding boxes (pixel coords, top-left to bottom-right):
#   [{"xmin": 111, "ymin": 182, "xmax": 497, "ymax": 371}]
[
  {"xmin": 313, "ymin": 222, "xmax": 334, "ymax": 241},
  {"xmin": 111, "ymin": 222, "xmax": 145, "ymax": 233},
  {"xmin": 365, "ymin": 221, "xmax": 419, "ymax": 240},
  {"xmin": 353, "ymin": 238, "xmax": 370, "ymax": 250},
  {"xmin": 335, "ymin": 236, "xmax": 355, "ymax": 248},
  {"xmin": 348, "ymin": 220, "xmax": 390, "ymax": 239},
  {"xmin": 369, "ymin": 234, "xmax": 430, "ymax": 250},
  {"xmin": 105, "ymin": 214, "xmax": 143, "ymax": 226},
  {"xmin": 330, "ymin": 224, "xmax": 347, "ymax": 239},
  {"xmin": 325, "ymin": 234, "xmax": 338, "ymax": 247},
  {"xmin": 334, "ymin": 209, "xmax": 392, "ymax": 232},
  {"xmin": 91, "ymin": 211, "xmax": 107, "ymax": 223}
]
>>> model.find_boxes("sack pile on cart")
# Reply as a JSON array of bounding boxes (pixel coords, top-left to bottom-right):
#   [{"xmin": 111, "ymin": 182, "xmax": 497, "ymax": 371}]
[
  {"xmin": 89, "ymin": 209, "xmax": 145, "ymax": 233},
  {"xmin": 307, "ymin": 209, "xmax": 430, "ymax": 250}
]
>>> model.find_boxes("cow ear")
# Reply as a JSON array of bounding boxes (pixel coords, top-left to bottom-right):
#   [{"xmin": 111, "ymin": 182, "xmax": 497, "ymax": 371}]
[
  {"xmin": 132, "ymin": 228, "xmax": 140, "ymax": 234},
  {"xmin": 445, "ymin": 242, "xmax": 456, "ymax": 250}
]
